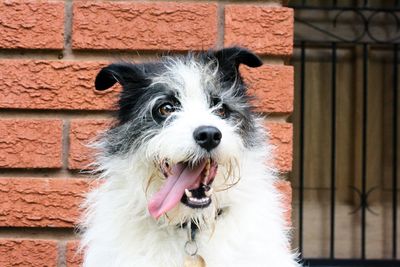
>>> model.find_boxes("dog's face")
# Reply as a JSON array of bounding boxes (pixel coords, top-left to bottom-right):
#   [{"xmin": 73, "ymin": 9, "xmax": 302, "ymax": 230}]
[{"xmin": 95, "ymin": 47, "xmax": 263, "ymax": 224}]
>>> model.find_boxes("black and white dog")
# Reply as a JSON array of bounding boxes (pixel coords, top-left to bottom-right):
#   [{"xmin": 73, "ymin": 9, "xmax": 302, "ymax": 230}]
[{"xmin": 81, "ymin": 47, "xmax": 300, "ymax": 266}]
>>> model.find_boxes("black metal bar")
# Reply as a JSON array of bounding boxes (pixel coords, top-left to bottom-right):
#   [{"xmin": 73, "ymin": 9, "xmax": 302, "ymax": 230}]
[
  {"xmin": 293, "ymin": 8, "xmax": 400, "ymax": 45},
  {"xmin": 289, "ymin": 5, "xmax": 400, "ymax": 12},
  {"xmin": 293, "ymin": 38, "xmax": 400, "ymax": 46},
  {"xmin": 299, "ymin": 41, "xmax": 306, "ymax": 255},
  {"xmin": 393, "ymin": 43, "xmax": 398, "ymax": 259},
  {"xmin": 361, "ymin": 43, "xmax": 369, "ymax": 260},
  {"xmin": 330, "ymin": 42, "xmax": 337, "ymax": 259},
  {"xmin": 304, "ymin": 259, "xmax": 400, "ymax": 267}
]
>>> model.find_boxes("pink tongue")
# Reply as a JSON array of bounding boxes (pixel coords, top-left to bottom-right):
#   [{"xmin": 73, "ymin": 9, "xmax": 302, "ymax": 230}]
[{"xmin": 148, "ymin": 160, "xmax": 206, "ymax": 219}]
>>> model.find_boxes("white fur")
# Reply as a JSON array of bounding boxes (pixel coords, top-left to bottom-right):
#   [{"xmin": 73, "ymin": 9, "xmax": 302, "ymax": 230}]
[{"xmin": 80, "ymin": 58, "xmax": 300, "ymax": 267}]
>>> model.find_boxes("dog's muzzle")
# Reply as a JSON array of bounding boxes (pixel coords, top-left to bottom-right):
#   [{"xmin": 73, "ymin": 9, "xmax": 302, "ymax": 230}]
[{"xmin": 148, "ymin": 158, "xmax": 218, "ymax": 219}]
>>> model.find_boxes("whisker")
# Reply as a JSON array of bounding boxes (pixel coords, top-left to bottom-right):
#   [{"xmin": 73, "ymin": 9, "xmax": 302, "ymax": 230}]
[{"xmin": 214, "ymin": 158, "xmax": 241, "ymax": 192}]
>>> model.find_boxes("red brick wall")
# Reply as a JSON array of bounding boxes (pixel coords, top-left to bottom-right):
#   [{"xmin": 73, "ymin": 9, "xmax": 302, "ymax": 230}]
[{"xmin": 0, "ymin": 1, "xmax": 293, "ymax": 266}]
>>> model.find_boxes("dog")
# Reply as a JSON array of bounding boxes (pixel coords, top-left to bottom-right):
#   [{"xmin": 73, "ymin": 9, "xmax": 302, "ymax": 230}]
[{"xmin": 80, "ymin": 47, "xmax": 300, "ymax": 267}]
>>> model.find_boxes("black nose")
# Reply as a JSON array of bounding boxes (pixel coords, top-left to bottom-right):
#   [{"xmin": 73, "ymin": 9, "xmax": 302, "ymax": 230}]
[{"xmin": 193, "ymin": 126, "xmax": 222, "ymax": 151}]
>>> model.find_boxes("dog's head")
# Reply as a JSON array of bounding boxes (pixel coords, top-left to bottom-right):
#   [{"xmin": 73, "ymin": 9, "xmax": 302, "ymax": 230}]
[{"xmin": 94, "ymin": 47, "xmax": 263, "ymax": 224}]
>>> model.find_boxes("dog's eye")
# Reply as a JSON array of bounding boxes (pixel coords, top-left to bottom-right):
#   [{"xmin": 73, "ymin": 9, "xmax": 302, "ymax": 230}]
[
  {"xmin": 211, "ymin": 97, "xmax": 230, "ymax": 118},
  {"xmin": 214, "ymin": 104, "xmax": 229, "ymax": 118},
  {"xmin": 158, "ymin": 103, "xmax": 176, "ymax": 117}
]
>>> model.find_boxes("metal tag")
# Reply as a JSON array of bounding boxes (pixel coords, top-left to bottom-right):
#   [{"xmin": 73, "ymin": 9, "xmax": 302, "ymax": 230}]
[{"xmin": 184, "ymin": 254, "xmax": 206, "ymax": 267}]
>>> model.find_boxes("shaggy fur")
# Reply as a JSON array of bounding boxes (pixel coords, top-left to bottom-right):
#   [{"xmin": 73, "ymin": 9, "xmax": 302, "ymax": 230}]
[{"xmin": 80, "ymin": 47, "xmax": 300, "ymax": 267}]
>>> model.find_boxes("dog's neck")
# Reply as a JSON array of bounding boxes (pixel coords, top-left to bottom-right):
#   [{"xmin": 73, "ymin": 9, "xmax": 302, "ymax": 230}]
[{"xmin": 177, "ymin": 208, "xmax": 225, "ymax": 239}]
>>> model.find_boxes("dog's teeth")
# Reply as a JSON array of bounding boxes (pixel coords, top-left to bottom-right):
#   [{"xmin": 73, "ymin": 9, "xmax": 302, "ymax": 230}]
[
  {"xmin": 204, "ymin": 169, "xmax": 209, "ymax": 181},
  {"xmin": 203, "ymin": 159, "xmax": 211, "ymax": 182},
  {"xmin": 205, "ymin": 188, "xmax": 213, "ymax": 197},
  {"xmin": 185, "ymin": 189, "xmax": 193, "ymax": 198},
  {"xmin": 188, "ymin": 196, "xmax": 210, "ymax": 205}
]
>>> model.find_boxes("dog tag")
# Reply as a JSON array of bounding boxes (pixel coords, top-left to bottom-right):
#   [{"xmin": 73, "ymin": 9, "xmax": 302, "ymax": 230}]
[{"xmin": 184, "ymin": 255, "xmax": 206, "ymax": 267}]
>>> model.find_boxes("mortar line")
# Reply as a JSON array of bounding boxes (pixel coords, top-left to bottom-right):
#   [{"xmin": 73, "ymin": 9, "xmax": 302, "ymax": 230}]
[
  {"xmin": 263, "ymin": 113, "xmax": 292, "ymax": 122},
  {"xmin": 0, "ymin": 171, "xmax": 91, "ymax": 179},
  {"xmin": 63, "ymin": 0, "xmax": 73, "ymax": 60},
  {"xmin": 217, "ymin": 3, "xmax": 225, "ymax": 49},
  {"xmin": 0, "ymin": 227, "xmax": 77, "ymax": 240},
  {"xmin": 58, "ymin": 240, "xmax": 67, "ymax": 267},
  {"xmin": 62, "ymin": 119, "xmax": 71, "ymax": 171},
  {"xmin": 0, "ymin": 110, "xmax": 115, "ymax": 119},
  {"xmin": 0, "ymin": 51, "xmax": 289, "ymax": 66},
  {"xmin": 0, "ymin": 110, "xmax": 289, "ymax": 121}
]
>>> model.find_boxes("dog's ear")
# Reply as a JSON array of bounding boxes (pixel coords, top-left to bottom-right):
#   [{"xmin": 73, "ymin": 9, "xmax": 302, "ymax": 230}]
[
  {"xmin": 95, "ymin": 63, "xmax": 149, "ymax": 91},
  {"xmin": 213, "ymin": 47, "xmax": 263, "ymax": 70}
]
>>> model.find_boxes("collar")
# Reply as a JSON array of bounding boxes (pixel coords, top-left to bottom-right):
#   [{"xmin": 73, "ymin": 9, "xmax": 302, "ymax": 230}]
[{"xmin": 178, "ymin": 208, "xmax": 225, "ymax": 240}]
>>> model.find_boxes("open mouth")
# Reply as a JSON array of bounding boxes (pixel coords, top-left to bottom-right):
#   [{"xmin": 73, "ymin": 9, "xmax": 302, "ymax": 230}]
[{"xmin": 148, "ymin": 158, "xmax": 218, "ymax": 219}]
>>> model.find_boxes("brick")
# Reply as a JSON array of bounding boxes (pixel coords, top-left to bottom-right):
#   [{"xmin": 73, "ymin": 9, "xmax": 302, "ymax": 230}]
[
  {"xmin": 0, "ymin": 60, "xmax": 293, "ymax": 112},
  {"xmin": 0, "ymin": 0, "xmax": 64, "ymax": 49},
  {"xmin": 225, "ymin": 6, "xmax": 293, "ymax": 56},
  {"xmin": 0, "ymin": 239, "xmax": 58, "ymax": 267},
  {"xmin": 266, "ymin": 122, "xmax": 293, "ymax": 173},
  {"xmin": 66, "ymin": 240, "xmax": 83, "ymax": 267},
  {"xmin": 275, "ymin": 180, "xmax": 292, "ymax": 225},
  {"xmin": 0, "ymin": 178, "xmax": 91, "ymax": 227},
  {"xmin": 0, "ymin": 120, "xmax": 62, "ymax": 168},
  {"xmin": 0, "ymin": 60, "xmax": 120, "ymax": 110},
  {"xmin": 242, "ymin": 65, "xmax": 293, "ymax": 113},
  {"xmin": 72, "ymin": 1, "xmax": 217, "ymax": 51},
  {"xmin": 69, "ymin": 119, "xmax": 113, "ymax": 170}
]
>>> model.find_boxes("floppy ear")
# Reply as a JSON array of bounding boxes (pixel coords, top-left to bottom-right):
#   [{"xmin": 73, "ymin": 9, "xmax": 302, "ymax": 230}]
[
  {"xmin": 213, "ymin": 47, "xmax": 263, "ymax": 70},
  {"xmin": 95, "ymin": 63, "xmax": 148, "ymax": 91}
]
